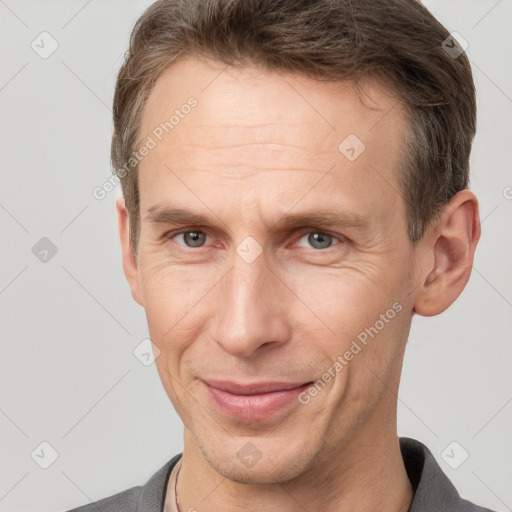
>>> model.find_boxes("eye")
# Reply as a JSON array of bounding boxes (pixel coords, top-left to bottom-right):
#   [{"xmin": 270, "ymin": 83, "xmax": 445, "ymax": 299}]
[
  {"xmin": 170, "ymin": 230, "xmax": 209, "ymax": 248},
  {"xmin": 295, "ymin": 231, "xmax": 342, "ymax": 250}
]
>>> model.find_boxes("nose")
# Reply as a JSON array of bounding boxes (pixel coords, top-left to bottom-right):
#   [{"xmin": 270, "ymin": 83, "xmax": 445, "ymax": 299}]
[{"xmin": 209, "ymin": 249, "xmax": 291, "ymax": 358}]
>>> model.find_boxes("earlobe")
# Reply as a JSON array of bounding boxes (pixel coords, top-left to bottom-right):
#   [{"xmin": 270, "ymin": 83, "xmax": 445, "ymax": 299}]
[
  {"xmin": 413, "ymin": 190, "xmax": 480, "ymax": 317},
  {"xmin": 115, "ymin": 196, "xmax": 144, "ymax": 306}
]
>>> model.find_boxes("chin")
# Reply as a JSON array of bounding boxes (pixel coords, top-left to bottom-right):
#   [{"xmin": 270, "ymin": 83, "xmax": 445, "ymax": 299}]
[{"xmin": 196, "ymin": 433, "xmax": 321, "ymax": 484}]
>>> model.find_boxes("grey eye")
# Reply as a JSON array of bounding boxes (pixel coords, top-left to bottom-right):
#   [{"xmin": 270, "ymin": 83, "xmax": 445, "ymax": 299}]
[
  {"xmin": 176, "ymin": 231, "xmax": 208, "ymax": 247},
  {"xmin": 297, "ymin": 232, "xmax": 335, "ymax": 250}
]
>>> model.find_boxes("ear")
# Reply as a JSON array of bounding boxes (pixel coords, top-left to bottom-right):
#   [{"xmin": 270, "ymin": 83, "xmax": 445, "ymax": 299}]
[
  {"xmin": 413, "ymin": 189, "xmax": 480, "ymax": 316},
  {"xmin": 116, "ymin": 196, "xmax": 143, "ymax": 306}
]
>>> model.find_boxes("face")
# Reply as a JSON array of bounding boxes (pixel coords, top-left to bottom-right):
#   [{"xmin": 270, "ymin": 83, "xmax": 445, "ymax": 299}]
[{"xmin": 122, "ymin": 57, "xmax": 421, "ymax": 483}]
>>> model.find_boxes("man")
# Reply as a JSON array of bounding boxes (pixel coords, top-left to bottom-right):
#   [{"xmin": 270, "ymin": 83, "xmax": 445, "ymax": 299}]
[{"xmin": 68, "ymin": 0, "xmax": 497, "ymax": 511}]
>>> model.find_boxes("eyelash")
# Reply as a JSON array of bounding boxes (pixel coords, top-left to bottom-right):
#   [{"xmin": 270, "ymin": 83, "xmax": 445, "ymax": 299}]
[{"xmin": 165, "ymin": 228, "xmax": 346, "ymax": 251}]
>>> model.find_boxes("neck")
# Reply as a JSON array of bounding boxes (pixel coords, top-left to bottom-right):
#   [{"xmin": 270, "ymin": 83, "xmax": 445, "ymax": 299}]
[
  {"xmin": 173, "ymin": 352, "xmax": 413, "ymax": 512},
  {"xmin": 174, "ymin": 414, "xmax": 413, "ymax": 511}
]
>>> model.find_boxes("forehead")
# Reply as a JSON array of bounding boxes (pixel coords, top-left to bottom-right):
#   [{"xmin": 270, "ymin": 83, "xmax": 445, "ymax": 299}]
[
  {"xmin": 141, "ymin": 56, "xmax": 404, "ymax": 146},
  {"xmin": 138, "ymin": 57, "xmax": 407, "ymax": 231}
]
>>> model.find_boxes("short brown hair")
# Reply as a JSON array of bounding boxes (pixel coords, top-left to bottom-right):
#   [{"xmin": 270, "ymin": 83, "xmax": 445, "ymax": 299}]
[{"xmin": 112, "ymin": 0, "xmax": 476, "ymax": 255}]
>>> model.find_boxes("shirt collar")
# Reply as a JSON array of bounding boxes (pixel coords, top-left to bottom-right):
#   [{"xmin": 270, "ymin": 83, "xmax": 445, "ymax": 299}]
[
  {"xmin": 137, "ymin": 453, "xmax": 181, "ymax": 512},
  {"xmin": 400, "ymin": 436, "xmax": 464, "ymax": 511}
]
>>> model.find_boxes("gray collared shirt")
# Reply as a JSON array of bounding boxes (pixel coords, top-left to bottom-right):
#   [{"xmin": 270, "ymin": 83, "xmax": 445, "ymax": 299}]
[{"xmin": 66, "ymin": 437, "xmax": 497, "ymax": 512}]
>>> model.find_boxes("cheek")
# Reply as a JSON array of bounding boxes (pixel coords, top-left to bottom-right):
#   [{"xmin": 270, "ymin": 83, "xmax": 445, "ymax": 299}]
[
  {"xmin": 140, "ymin": 248, "xmax": 203, "ymax": 303},
  {"xmin": 138, "ymin": 255, "xmax": 221, "ymax": 347},
  {"xmin": 287, "ymin": 266, "xmax": 408, "ymax": 381},
  {"xmin": 285, "ymin": 265, "xmax": 394, "ymax": 331},
  {"xmin": 140, "ymin": 261, "xmax": 216, "ymax": 412}
]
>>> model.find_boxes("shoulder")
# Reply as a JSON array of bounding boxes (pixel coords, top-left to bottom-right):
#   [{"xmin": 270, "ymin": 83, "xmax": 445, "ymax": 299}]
[
  {"xmin": 65, "ymin": 486, "xmax": 142, "ymax": 512},
  {"xmin": 458, "ymin": 499, "xmax": 499, "ymax": 512},
  {"xmin": 64, "ymin": 453, "xmax": 182, "ymax": 512}
]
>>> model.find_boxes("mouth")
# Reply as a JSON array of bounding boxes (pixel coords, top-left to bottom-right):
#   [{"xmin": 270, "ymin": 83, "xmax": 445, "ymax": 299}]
[{"xmin": 201, "ymin": 379, "xmax": 314, "ymax": 420}]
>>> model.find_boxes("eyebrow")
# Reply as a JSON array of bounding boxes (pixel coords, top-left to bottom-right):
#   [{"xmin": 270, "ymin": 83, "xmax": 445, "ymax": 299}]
[{"xmin": 145, "ymin": 205, "xmax": 370, "ymax": 232}]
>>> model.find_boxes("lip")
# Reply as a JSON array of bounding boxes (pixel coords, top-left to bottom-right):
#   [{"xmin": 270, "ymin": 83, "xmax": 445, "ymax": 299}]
[{"xmin": 202, "ymin": 379, "xmax": 313, "ymax": 420}]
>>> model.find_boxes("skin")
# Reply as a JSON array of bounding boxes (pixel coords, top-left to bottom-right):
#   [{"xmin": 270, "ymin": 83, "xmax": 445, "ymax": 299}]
[{"xmin": 116, "ymin": 56, "xmax": 480, "ymax": 512}]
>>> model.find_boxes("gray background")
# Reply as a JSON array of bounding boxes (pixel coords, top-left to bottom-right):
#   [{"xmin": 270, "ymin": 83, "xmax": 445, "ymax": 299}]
[{"xmin": 0, "ymin": 1, "xmax": 511, "ymax": 511}]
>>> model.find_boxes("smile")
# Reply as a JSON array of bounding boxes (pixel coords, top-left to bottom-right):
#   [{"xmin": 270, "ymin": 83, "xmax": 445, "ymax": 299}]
[{"xmin": 202, "ymin": 379, "xmax": 313, "ymax": 420}]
